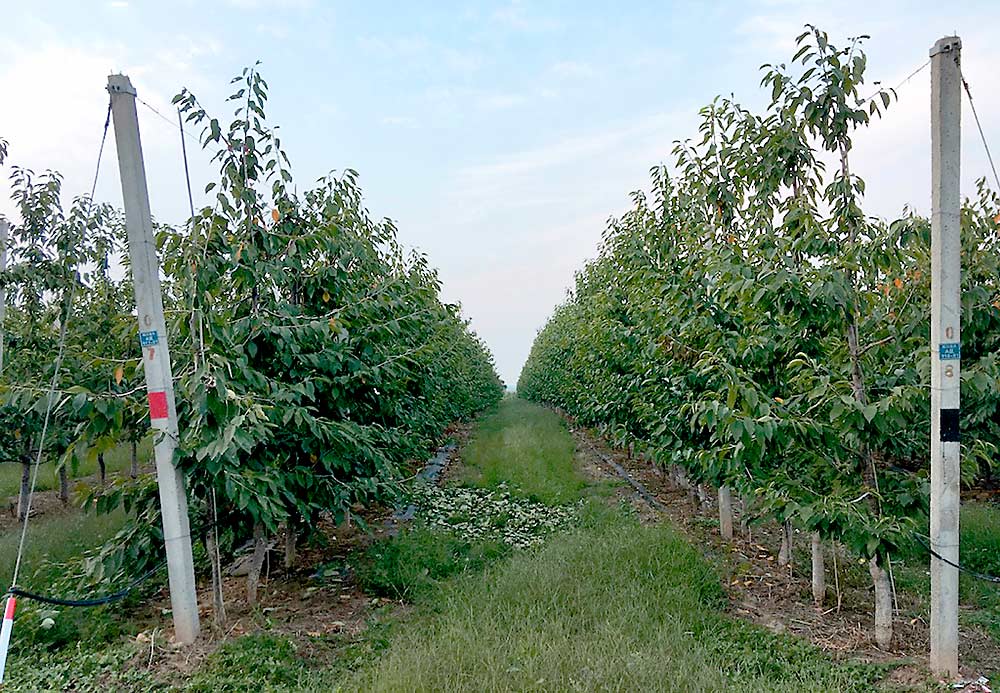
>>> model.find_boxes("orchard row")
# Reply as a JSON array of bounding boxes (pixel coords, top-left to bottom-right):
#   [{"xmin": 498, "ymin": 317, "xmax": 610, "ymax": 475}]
[
  {"xmin": 0, "ymin": 67, "xmax": 504, "ymax": 607},
  {"xmin": 519, "ymin": 28, "xmax": 1000, "ymax": 647}
]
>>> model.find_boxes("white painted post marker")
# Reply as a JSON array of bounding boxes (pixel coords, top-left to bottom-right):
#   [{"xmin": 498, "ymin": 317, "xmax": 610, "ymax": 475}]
[
  {"xmin": 0, "ymin": 596, "xmax": 16, "ymax": 682},
  {"xmin": 108, "ymin": 74, "xmax": 200, "ymax": 644},
  {"xmin": 929, "ymin": 35, "xmax": 962, "ymax": 678}
]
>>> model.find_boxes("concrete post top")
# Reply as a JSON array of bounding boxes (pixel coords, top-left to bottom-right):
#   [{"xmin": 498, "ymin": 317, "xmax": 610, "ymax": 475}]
[
  {"xmin": 930, "ymin": 36, "xmax": 962, "ymax": 58},
  {"xmin": 107, "ymin": 73, "xmax": 136, "ymax": 96}
]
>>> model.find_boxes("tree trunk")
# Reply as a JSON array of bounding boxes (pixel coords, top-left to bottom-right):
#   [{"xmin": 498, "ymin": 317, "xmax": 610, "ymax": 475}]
[
  {"xmin": 869, "ymin": 555, "xmax": 893, "ymax": 648},
  {"xmin": 846, "ymin": 319, "xmax": 881, "ymax": 511},
  {"xmin": 718, "ymin": 485, "xmax": 734, "ymax": 541},
  {"xmin": 778, "ymin": 520, "xmax": 793, "ymax": 567},
  {"xmin": 246, "ymin": 523, "xmax": 268, "ymax": 606},
  {"xmin": 682, "ymin": 471, "xmax": 698, "ymax": 508},
  {"xmin": 58, "ymin": 465, "xmax": 69, "ymax": 504},
  {"xmin": 846, "ymin": 320, "xmax": 867, "ymax": 406},
  {"xmin": 97, "ymin": 453, "xmax": 106, "ymax": 485},
  {"xmin": 130, "ymin": 440, "xmax": 138, "ymax": 478},
  {"xmin": 17, "ymin": 459, "xmax": 30, "ymax": 521},
  {"xmin": 839, "ymin": 141, "xmax": 892, "ymax": 647},
  {"xmin": 833, "ymin": 541, "xmax": 843, "ymax": 613},
  {"xmin": 811, "ymin": 532, "xmax": 825, "ymax": 608},
  {"xmin": 697, "ymin": 484, "xmax": 712, "ymax": 511},
  {"xmin": 206, "ymin": 529, "xmax": 226, "ymax": 628},
  {"xmin": 673, "ymin": 466, "xmax": 686, "ymax": 489},
  {"xmin": 284, "ymin": 519, "xmax": 297, "ymax": 570},
  {"xmin": 648, "ymin": 454, "xmax": 662, "ymax": 476},
  {"xmin": 739, "ymin": 494, "xmax": 751, "ymax": 535}
]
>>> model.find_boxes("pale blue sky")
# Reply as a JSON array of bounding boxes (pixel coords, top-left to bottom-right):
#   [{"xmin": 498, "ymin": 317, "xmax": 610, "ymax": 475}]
[{"xmin": 2, "ymin": 1, "xmax": 999, "ymax": 385}]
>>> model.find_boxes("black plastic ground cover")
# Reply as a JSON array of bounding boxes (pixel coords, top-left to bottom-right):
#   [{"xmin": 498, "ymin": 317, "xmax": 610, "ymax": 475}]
[{"xmin": 386, "ymin": 443, "xmax": 457, "ymax": 530}]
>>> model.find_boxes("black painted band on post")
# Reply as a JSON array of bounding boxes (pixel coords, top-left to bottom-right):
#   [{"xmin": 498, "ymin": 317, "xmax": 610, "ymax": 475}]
[{"xmin": 940, "ymin": 408, "xmax": 960, "ymax": 442}]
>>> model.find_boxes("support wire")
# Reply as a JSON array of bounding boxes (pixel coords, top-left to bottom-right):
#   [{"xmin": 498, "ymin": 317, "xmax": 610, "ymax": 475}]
[{"xmin": 9, "ymin": 97, "xmax": 112, "ymax": 591}]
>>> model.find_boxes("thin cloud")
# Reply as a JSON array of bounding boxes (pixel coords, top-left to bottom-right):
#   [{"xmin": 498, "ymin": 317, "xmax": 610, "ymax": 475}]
[
  {"xmin": 417, "ymin": 85, "xmax": 529, "ymax": 120},
  {"xmin": 358, "ymin": 36, "xmax": 483, "ymax": 76},
  {"xmin": 477, "ymin": 92, "xmax": 526, "ymax": 111},
  {"xmin": 381, "ymin": 115, "xmax": 418, "ymax": 128},
  {"xmin": 358, "ymin": 35, "xmax": 430, "ymax": 57},
  {"xmin": 455, "ymin": 111, "xmax": 684, "ymax": 184},
  {"xmin": 851, "ymin": 32, "xmax": 1000, "ymax": 220},
  {"xmin": 0, "ymin": 38, "xmax": 217, "ymax": 226},
  {"xmin": 153, "ymin": 36, "xmax": 223, "ymax": 74},
  {"xmin": 442, "ymin": 47, "xmax": 483, "ymax": 74},
  {"xmin": 224, "ymin": 0, "xmax": 313, "ymax": 9},
  {"xmin": 548, "ymin": 60, "xmax": 597, "ymax": 80},
  {"xmin": 256, "ymin": 23, "xmax": 290, "ymax": 40},
  {"xmin": 490, "ymin": 1, "xmax": 562, "ymax": 33},
  {"xmin": 626, "ymin": 47, "xmax": 678, "ymax": 71}
]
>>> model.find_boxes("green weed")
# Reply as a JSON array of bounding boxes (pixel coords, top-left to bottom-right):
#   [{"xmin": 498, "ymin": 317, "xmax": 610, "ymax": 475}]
[
  {"xmin": 355, "ymin": 524, "xmax": 511, "ymax": 601},
  {"xmin": 459, "ymin": 398, "xmax": 586, "ymax": 505},
  {"xmin": 339, "ymin": 511, "xmax": 886, "ymax": 692},
  {"xmin": 186, "ymin": 634, "xmax": 312, "ymax": 692}
]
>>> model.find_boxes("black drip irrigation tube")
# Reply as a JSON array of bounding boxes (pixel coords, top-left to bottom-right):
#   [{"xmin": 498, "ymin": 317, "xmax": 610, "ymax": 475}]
[
  {"xmin": 6, "ymin": 562, "xmax": 167, "ymax": 607},
  {"xmin": 6, "ymin": 509, "xmax": 239, "ymax": 608},
  {"xmin": 572, "ymin": 431, "xmax": 669, "ymax": 513},
  {"xmin": 386, "ymin": 442, "xmax": 456, "ymax": 529},
  {"xmin": 576, "ymin": 424, "xmax": 1000, "ymax": 588},
  {"xmin": 913, "ymin": 534, "xmax": 1000, "ymax": 585},
  {"xmin": 8, "ymin": 443, "xmax": 461, "ymax": 608}
]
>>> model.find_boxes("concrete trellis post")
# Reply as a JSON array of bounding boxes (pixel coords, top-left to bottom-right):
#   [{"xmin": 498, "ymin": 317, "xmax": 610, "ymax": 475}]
[
  {"xmin": 928, "ymin": 35, "xmax": 962, "ymax": 678},
  {"xmin": 107, "ymin": 74, "xmax": 200, "ymax": 644}
]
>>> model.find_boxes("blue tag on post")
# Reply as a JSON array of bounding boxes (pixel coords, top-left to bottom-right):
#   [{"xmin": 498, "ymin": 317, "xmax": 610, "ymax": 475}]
[
  {"xmin": 939, "ymin": 343, "xmax": 960, "ymax": 360},
  {"xmin": 139, "ymin": 330, "xmax": 159, "ymax": 347}
]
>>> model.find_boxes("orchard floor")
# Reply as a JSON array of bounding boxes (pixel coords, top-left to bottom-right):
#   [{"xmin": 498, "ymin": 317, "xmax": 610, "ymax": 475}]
[
  {"xmin": 3, "ymin": 398, "xmax": 993, "ymax": 691},
  {"xmin": 563, "ymin": 416, "xmax": 1000, "ymax": 688}
]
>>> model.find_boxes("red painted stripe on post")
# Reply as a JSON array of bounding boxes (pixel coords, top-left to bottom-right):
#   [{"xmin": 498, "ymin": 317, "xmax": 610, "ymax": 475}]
[
  {"xmin": 4, "ymin": 597, "xmax": 15, "ymax": 620},
  {"xmin": 147, "ymin": 391, "xmax": 169, "ymax": 420}
]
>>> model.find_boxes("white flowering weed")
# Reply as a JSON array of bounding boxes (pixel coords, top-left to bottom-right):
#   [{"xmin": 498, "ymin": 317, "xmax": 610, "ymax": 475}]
[{"xmin": 408, "ymin": 481, "xmax": 578, "ymax": 549}]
